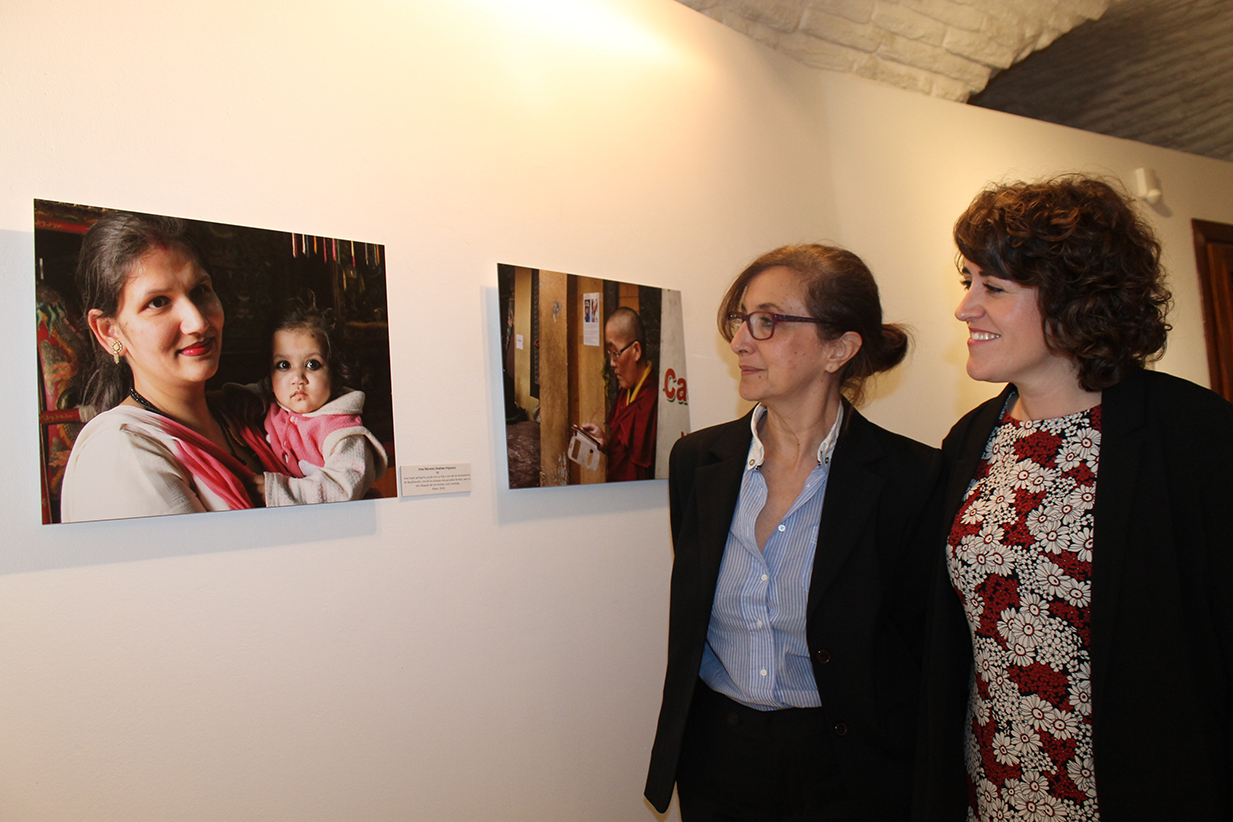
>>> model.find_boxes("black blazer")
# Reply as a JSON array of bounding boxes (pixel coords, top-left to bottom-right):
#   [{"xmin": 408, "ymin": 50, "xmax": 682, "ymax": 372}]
[
  {"xmin": 914, "ymin": 369, "xmax": 1233, "ymax": 821},
  {"xmin": 646, "ymin": 404, "xmax": 942, "ymax": 819}
]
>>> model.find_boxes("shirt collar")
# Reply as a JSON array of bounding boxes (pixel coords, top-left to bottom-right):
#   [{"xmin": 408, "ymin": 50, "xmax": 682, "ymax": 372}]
[
  {"xmin": 625, "ymin": 361, "xmax": 653, "ymax": 404},
  {"xmin": 744, "ymin": 402, "xmax": 844, "ymax": 470}
]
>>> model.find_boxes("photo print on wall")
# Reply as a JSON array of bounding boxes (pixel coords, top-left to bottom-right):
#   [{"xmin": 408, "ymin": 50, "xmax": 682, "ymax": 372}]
[
  {"xmin": 35, "ymin": 200, "xmax": 396, "ymax": 524},
  {"xmin": 498, "ymin": 264, "xmax": 690, "ymax": 488}
]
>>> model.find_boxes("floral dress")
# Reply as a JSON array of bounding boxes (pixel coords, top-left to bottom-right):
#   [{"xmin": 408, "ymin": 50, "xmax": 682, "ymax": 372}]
[{"xmin": 947, "ymin": 403, "xmax": 1102, "ymax": 821}]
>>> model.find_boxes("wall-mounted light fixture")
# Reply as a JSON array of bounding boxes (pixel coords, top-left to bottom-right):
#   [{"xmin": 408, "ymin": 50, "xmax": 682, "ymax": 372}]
[{"xmin": 1135, "ymin": 167, "xmax": 1163, "ymax": 205}]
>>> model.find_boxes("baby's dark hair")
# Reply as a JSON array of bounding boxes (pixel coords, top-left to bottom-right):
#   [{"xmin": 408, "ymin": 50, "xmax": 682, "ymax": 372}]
[{"xmin": 270, "ymin": 293, "xmax": 353, "ymax": 392}]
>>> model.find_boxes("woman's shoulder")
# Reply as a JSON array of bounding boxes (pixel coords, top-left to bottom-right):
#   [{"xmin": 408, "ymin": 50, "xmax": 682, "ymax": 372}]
[
  {"xmin": 845, "ymin": 408, "xmax": 941, "ymax": 478},
  {"xmin": 940, "ymin": 388, "xmax": 1011, "ymax": 454},
  {"xmin": 67, "ymin": 406, "xmax": 181, "ymax": 473},
  {"xmin": 74, "ymin": 404, "xmax": 166, "ymax": 443},
  {"xmin": 1130, "ymin": 368, "xmax": 1233, "ymax": 414},
  {"xmin": 1100, "ymin": 369, "xmax": 1233, "ymax": 447},
  {"xmin": 1114, "ymin": 370, "xmax": 1233, "ymax": 458},
  {"xmin": 848, "ymin": 408, "xmax": 937, "ymax": 451},
  {"xmin": 670, "ymin": 414, "xmax": 751, "ymax": 460},
  {"xmin": 61, "ymin": 406, "xmax": 186, "ymax": 522},
  {"xmin": 311, "ymin": 389, "xmax": 366, "ymax": 416},
  {"xmin": 67, "ymin": 402, "xmax": 257, "ymax": 519}
]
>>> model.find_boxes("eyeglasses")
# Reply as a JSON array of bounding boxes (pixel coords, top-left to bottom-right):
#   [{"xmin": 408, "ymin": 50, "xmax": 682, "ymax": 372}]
[
  {"xmin": 726, "ymin": 311, "xmax": 824, "ymax": 340},
  {"xmin": 606, "ymin": 340, "xmax": 636, "ymax": 362}
]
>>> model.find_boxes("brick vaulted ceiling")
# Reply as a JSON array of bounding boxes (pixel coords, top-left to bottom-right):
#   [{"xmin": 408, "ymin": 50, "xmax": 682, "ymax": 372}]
[{"xmin": 676, "ymin": 0, "xmax": 1233, "ymax": 163}]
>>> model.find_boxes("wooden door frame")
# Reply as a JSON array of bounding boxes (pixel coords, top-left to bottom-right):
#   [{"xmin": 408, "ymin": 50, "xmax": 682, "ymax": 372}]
[{"xmin": 1191, "ymin": 219, "xmax": 1233, "ymax": 402}]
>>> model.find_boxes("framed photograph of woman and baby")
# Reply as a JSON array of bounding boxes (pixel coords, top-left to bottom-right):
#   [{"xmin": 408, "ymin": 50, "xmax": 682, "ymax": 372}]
[
  {"xmin": 498, "ymin": 263, "xmax": 690, "ymax": 489},
  {"xmin": 34, "ymin": 200, "xmax": 396, "ymax": 524}
]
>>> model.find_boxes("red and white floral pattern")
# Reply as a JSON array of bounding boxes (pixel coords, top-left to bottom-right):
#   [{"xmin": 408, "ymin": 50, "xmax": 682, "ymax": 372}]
[{"xmin": 948, "ymin": 404, "xmax": 1102, "ymax": 821}]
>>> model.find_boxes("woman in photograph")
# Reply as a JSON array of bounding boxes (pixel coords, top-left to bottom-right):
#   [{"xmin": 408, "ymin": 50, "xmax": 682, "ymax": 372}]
[
  {"xmin": 645, "ymin": 245, "xmax": 942, "ymax": 821},
  {"xmin": 60, "ymin": 211, "xmax": 267, "ymax": 522},
  {"xmin": 915, "ymin": 176, "xmax": 1233, "ymax": 820}
]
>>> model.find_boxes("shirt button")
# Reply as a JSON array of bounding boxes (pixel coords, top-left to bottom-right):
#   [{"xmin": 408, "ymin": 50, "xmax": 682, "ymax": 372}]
[
  {"xmin": 833, "ymin": 722, "xmax": 848, "ymax": 737},
  {"xmin": 777, "ymin": 524, "xmax": 786, "ymax": 532},
  {"xmin": 760, "ymin": 669, "xmax": 768, "ymax": 677},
  {"xmin": 756, "ymin": 620, "xmax": 764, "ymax": 628},
  {"xmin": 761, "ymin": 574, "xmax": 768, "ymax": 582},
  {"xmin": 816, "ymin": 648, "xmax": 832, "ymax": 664},
  {"xmin": 748, "ymin": 459, "xmax": 756, "ymax": 467}
]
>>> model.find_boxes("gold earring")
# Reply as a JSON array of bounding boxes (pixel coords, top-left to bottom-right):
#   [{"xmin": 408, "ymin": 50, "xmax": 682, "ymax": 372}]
[{"xmin": 111, "ymin": 340, "xmax": 123, "ymax": 365}]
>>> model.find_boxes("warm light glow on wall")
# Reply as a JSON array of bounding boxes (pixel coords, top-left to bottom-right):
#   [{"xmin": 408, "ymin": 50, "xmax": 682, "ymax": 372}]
[{"xmin": 455, "ymin": 0, "xmax": 674, "ymax": 59}]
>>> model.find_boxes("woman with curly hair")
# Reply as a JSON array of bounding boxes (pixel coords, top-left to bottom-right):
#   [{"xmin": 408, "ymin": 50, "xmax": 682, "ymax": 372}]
[{"xmin": 914, "ymin": 176, "xmax": 1233, "ymax": 821}]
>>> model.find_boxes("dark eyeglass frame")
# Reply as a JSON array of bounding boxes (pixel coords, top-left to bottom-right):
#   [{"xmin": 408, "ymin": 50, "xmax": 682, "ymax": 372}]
[
  {"xmin": 726, "ymin": 311, "xmax": 824, "ymax": 340},
  {"xmin": 605, "ymin": 339, "xmax": 637, "ymax": 361}
]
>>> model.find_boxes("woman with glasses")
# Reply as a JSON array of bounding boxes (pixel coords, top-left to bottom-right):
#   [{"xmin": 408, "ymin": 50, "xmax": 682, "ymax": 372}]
[{"xmin": 645, "ymin": 244, "xmax": 941, "ymax": 821}]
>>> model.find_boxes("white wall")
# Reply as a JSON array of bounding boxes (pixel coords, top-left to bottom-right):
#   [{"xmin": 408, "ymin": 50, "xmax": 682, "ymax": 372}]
[
  {"xmin": 1, "ymin": 2, "xmax": 833, "ymax": 820},
  {"xmin": 2, "ymin": 2, "xmax": 1231, "ymax": 821},
  {"xmin": 815, "ymin": 73, "xmax": 1233, "ymax": 444}
]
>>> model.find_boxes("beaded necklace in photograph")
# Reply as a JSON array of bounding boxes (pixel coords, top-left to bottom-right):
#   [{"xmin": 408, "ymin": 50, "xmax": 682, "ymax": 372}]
[
  {"xmin": 128, "ymin": 386, "xmax": 167, "ymax": 417},
  {"xmin": 128, "ymin": 386, "xmax": 243, "ymax": 461}
]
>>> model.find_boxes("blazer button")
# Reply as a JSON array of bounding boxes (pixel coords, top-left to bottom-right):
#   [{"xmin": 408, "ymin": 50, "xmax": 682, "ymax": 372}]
[
  {"xmin": 815, "ymin": 648, "xmax": 832, "ymax": 664},
  {"xmin": 833, "ymin": 722, "xmax": 848, "ymax": 737}
]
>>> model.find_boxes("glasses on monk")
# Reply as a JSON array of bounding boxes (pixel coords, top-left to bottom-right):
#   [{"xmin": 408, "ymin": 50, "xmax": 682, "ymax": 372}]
[
  {"xmin": 606, "ymin": 339, "xmax": 636, "ymax": 362},
  {"xmin": 726, "ymin": 311, "xmax": 825, "ymax": 340}
]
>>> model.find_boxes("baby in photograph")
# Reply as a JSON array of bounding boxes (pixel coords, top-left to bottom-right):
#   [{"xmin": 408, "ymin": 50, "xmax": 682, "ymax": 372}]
[{"xmin": 240, "ymin": 296, "xmax": 388, "ymax": 506}]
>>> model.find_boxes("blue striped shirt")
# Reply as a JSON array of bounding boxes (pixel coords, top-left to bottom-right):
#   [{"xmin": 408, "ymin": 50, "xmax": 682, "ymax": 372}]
[{"xmin": 699, "ymin": 404, "xmax": 842, "ymax": 710}]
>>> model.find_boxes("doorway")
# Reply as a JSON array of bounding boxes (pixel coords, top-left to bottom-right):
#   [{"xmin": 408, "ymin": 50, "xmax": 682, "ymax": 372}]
[{"xmin": 1192, "ymin": 219, "xmax": 1233, "ymax": 402}]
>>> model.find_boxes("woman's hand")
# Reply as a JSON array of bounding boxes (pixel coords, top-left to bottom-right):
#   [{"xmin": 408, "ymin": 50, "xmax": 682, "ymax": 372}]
[{"xmin": 249, "ymin": 472, "xmax": 267, "ymax": 506}]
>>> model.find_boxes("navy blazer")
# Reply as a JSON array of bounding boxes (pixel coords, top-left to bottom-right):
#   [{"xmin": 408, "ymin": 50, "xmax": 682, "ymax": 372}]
[
  {"xmin": 914, "ymin": 369, "xmax": 1233, "ymax": 820},
  {"xmin": 646, "ymin": 404, "xmax": 942, "ymax": 819}
]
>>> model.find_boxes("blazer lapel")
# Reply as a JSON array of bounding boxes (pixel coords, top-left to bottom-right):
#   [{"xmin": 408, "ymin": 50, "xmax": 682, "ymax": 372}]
[
  {"xmin": 944, "ymin": 387, "xmax": 1013, "ymax": 522},
  {"xmin": 691, "ymin": 416, "xmax": 753, "ymax": 600},
  {"xmin": 1090, "ymin": 370, "xmax": 1147, "ymax": 680},
  {"xmin": 808, "ymin": 408, "xmax": 884, "ymax": 611}
]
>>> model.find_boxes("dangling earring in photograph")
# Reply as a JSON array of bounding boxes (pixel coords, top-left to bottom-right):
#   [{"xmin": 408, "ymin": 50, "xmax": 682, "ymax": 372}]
[{"xmin": 111, "ymin": 340, "xmax": 124, "ymax": 365}]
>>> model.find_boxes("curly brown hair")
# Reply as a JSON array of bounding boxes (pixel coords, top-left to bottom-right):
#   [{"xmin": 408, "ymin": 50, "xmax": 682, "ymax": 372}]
[
  {"xmin": 954, "ymin": 175, "xmax": 1172, "ymax": 391},
  {"xmin": 718, "ymin": 244, "xmax": 909, "ymax": 405}
]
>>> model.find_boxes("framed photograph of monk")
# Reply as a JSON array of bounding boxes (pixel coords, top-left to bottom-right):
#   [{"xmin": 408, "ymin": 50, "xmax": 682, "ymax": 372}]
[
  {"xmin": 34, "ymin": 200, "xmax": 396, "ymax": 524},
  {"xmin": 498, "ymin": 263, "xmax": 690, "ymax": 488}
]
